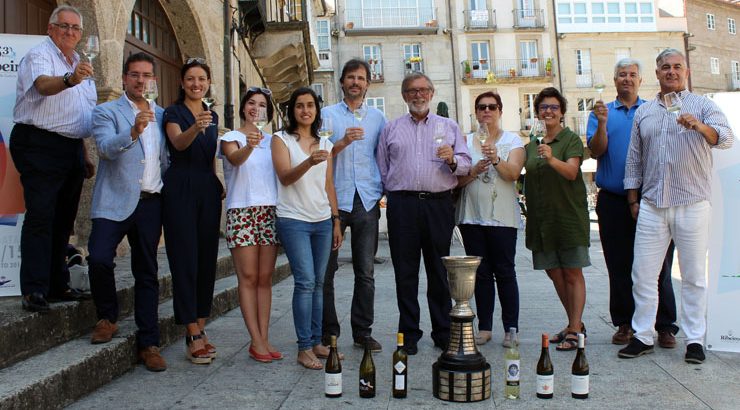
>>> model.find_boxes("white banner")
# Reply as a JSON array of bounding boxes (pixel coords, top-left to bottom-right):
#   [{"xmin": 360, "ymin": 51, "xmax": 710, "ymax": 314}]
[
  {"xmin": 0, "ymin": 34, "xmax": 45, "ymax": 297},
  {"xmin": 706, "ymin": 92, "xmax": 740, "ymax": 352}
]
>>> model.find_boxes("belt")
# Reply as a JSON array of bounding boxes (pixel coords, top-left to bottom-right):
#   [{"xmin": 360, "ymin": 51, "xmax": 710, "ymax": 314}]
[
  {"xmin": 140, "ymin": 191, "xmax": 161, "ymax": 200},
  {"xmin": 392, "ymin": 190, "xmax": 452, "ymax": 200}
]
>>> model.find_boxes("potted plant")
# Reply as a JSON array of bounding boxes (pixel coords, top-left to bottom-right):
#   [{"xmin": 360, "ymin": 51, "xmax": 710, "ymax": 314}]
[
  {"xmin": 530, "ymin": 57, "xmax": 538, "ymax": 64},
  {"xmin": 545, "ymin": 58, "xmax": 552, "ymax": 76},
  {"xmin": 464, "ymin": 61, "xmax": 472, "ymax": 78},
  {"xmin": 345, "ymin": 21, "xmax": 354, "ymax": 29},
  {"xmin": 509, "ymin": 67, "xmax": 517, "ymax": 77}
]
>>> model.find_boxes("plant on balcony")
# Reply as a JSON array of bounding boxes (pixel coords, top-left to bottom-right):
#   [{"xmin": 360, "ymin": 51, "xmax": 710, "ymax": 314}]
[
  {"xmin": 345, "ymin": 21, "xmax": 354, "ymax": 29},
  {"xmin": 464, "ymin": 61, "xmax": 472, "ymax": 78},
  {"xmin": 486, "ymin": 71, "xmax": 497, "ymax": 84},
  {"xmin": 509, "ymin": 67, "xmax": 517, "ymax": 77},
  {"xmin": 479, "ymin": 59, "xmax": 487, "ymax": 65},
  {"xmin": 409, "ymin": 56, "xmax": 423, "ymax": 63},
  {"xmin": 545, "ymin": 58, "xmax": 552, "ymax": 76},
  {"xmin": 530, "ymin": 57, "xmax": 538, "ymax": 63},
  {"xmin": 436, "ymin": 102, "xmax": 449, "ymax": 118}
]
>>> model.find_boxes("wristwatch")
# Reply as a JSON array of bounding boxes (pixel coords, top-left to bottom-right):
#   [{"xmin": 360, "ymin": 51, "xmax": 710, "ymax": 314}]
[
  {"xmin": 63, "ymin": 72, "xmax": 75, "ymax": 88},
  {"xmin": 492, "ymin": 156, "xmax": 501, "ymax": 166}
]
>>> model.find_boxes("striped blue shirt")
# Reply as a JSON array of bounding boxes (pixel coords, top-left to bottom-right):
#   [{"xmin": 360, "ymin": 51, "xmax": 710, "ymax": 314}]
[
  {"xmin": 12, "ymin": 37, "xmax": 97, "ymax": 139},
  {"xmin": 624, "ymin": 90, "xmax": 734, "ymax": 207}
]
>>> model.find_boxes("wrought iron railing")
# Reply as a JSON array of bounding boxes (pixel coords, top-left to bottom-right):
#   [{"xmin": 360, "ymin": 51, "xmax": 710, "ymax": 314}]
[
  {"xmin": 461, "ymin": 58, "xmax": 551, "ymax": 80},
  {"xmin": 575, "ymin": 70, "xmax": 593, "ymax": 88},
  {"xmin": 512, "ymin": 9, "xmax": 544, "ymax": 28},
  {"xmin": 463, "ymin": 9, "xmax": 496, "ymax": 30},
  {"xmin": 366, "ymin": 59, "xmax": 384, "ymax": 82}
]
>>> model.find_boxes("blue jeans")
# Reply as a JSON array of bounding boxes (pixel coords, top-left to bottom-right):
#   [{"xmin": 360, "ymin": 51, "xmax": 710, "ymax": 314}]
[{"xmin": 277, "ymin": 217, "xmax": 333, "ymax": 350}]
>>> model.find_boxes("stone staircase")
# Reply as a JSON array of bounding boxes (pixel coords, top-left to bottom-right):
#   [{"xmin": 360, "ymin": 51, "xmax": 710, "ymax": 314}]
[{"xmin": 0, "ymin": 241, "xmax": 291, "ymax": 409}]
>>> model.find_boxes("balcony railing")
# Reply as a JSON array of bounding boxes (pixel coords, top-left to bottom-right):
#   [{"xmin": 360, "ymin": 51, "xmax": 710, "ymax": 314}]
[
  {"xmin": 366, "ymin": 59, "xmax": 384, "ymax": 82},
  {"xmin": 345, "ymin": 7, "xmax": 437, "ymax": 29},
  {"xmin": 576, "ymin": 70, "xmax": 593, "ymax": 88},
  {"xmin": 461, "ymin": 58, "xmax": 552, "ymax": 80},
  {"xmin": 512, "ymin": 9, "xmax": 544, "ymax": 29},
  {"xmin": 404, "ymin": 58, "xmax": 424, "ymax": 75},
  {"xmin": 463, "ymin": 9, "xmax": 496, "ymax": 31}
]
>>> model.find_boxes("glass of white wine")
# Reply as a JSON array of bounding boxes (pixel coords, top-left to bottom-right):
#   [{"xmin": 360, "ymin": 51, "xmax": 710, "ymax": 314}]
[
  {"xmin": 318, "ymin": 116, "xmax": 333, "ymax": 150},
  {"xmin": 663, "ymin": 91, "xmax": 688, "ymax": 133},
  {"xmin": 201, "ymin": 91, "xmax": 216, "ymax": 127},
  {"xmin": 253, "ymin": 106, "xmax": 268, "ymax": 148},
  {"xmin": 475, "ymin": 122, "xmax": 489, "ymax": 157},
  {"xmin": 82, "ymin": 35, "xmax": 99, "ymax": 82},
  {"xmin": 532, "ymin": 119, "xmax": 546, "ymax": 159},
  {"xmin": 432, "ymin": 122, "xmax": 446, "ymax": 161},
  {"xmin": 143, "ymin": 79, "xmax": 158, "ymax": 122},
  {"xmin": 354, "ymin": 105, "xmax": 367, "ymax": 124},
  {"xmin": 593, "ymin": 72, "xmax": 606, "ymax": 100}
]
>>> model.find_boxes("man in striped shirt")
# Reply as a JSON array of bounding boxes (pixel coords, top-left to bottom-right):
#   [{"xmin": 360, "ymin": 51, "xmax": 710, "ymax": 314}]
[
  {"xmin": 9, "ymin": 5, "xmax": 96, "ymax": 313},
  {"xmin": 619, "ymin": 49, "xmax": 734, "ymax": 364}
]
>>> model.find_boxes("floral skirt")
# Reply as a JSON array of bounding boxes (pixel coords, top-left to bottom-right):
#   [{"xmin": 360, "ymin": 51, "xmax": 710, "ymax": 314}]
[{"xmin": 225, "ymin": 206, "xmax": 279, "ymax": 248}]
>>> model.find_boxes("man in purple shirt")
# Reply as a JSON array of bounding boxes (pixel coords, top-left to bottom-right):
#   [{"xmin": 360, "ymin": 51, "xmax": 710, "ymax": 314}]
[{"xmin": 376, "ymin": 72, "xmax": 471, "ymax": 355}]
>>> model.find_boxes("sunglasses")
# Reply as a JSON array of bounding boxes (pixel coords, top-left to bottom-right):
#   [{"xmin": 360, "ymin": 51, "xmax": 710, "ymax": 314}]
[
  {"xmin": 185, "ymin": 57, "xmax": 207, "ymax": 65},
  {"xmin": 538, "ymin": 104, "xmax": 561, "ymax": 112},
  {"xmin": 476, "ymin": 104, "xmax": 499, "ymax": 111},
  {"xmin": 248, "ymin": 86, "xmax": 272, "ymax": 96}
]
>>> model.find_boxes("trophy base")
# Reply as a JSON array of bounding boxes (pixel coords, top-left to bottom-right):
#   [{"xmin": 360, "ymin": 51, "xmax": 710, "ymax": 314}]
[{"xmin": 432, "ymin": 362, "xmax": 491, "ymax": 402}]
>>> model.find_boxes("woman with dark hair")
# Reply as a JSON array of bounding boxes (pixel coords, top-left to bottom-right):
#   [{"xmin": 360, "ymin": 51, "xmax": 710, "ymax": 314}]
[
  {"xmin": 272, "ymin": 87, "xmax": 342, "ymax": 370},
  {"xmin": 456, "ymin": 91, "xmax": 524, "ymax": 347},
  {"xmin": 220, "ymin": 86, "xmax": 280, "ymax": 363},
  {"xmin": 524, "ymin": 87, "xmax": 590, "ymax": 351},
  {"xmin": 162, "ymin": 58, "xmax": 222, "ymax": 364}
]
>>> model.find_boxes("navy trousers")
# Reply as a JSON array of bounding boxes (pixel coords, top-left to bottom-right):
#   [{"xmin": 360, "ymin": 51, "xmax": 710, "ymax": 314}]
[{"xmin": 9, "ymin": 124, "xmax": 84, "ymax": 297}]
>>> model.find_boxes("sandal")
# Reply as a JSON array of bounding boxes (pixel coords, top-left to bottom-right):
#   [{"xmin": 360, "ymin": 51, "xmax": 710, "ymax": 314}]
[
  {"xmin": 313, "ymin": 344, "xmax": 344, "ymax": 360},
  {"xmin": 201, "ymin": 330, "xmax": 217, "ymax": 358},
  {"xmin": 297, "ymin": 350, "xmax": 323, "ymax": 370},
  {"xmin": 185, "ymin": 334, "xmax": 213, "ymax": 364},
  {"xmin": 475, "ymin": 330, "xmax": 492, "ymax": 345},
  {"xmin": 556, "ymin": 332, "xmax": 580, "ymax": 351},
  {"xmin": 550, "ymin": 327, "xmax": 568, "ymax": 343}
]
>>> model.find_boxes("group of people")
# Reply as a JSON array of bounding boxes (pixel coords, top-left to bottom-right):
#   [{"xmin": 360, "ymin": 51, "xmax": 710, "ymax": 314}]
[{"xmin": 10, "ymin": 5, "xmax": 732, "ymax": 375}]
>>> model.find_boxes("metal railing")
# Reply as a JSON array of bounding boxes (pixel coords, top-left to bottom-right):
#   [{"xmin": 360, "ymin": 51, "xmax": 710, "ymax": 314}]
[
  {"xmin": 263, "ymin": 0, "xmax": 306, "ymax": 22},
  {"xmin": 575, "ymin": 70, "xmax": 593, "ymax": 88},
  {"xmin": 461, "ymin": 58, "xmax": 550, "ymax": 79},
  {"xmin": 404, "ymin": 59, "xmax": 424, "ymax": 75},
  {"xmin": 345, "ymin": 7, "xmax": 437, "ymax": 29},
  {"xmin": 463, "ymin": 9, "xmax": 496, "ymax": 30},
  {"xmin": 512, "ymin": 9, "xmax": 544, "ymax": 28},
  {"xmin": 366, "ymin": 59, "xmax": 384, "ymax": 82}
]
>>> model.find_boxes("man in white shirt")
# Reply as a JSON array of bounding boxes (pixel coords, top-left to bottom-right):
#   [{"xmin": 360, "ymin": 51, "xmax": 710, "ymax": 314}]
[{"xmin": 87, "ymin": 52, "xmax": 168, "ymax": 372}]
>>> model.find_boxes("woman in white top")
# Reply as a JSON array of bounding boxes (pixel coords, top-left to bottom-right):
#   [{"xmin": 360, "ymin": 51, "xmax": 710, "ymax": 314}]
[
  {"xmin": 271, "ymin": 87, "xmax": 343, "ymax": 370},
  {"xmin": 220, "ymin": 87, "xmax": 280, "ymax": 363},
  {"xmin": 456, "ymin": 91, "xmax": 525, "ymax": 347}
]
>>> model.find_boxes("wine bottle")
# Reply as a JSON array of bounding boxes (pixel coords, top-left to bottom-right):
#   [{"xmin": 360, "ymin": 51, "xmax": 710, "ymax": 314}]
[
  {"xmin": 359, "ymin": 337, "xmax": 376, "ymax": 398},
  {"xmin": 392, "ymin": 333, "xmax": 408, "ymax": 398},
  {"xmin": 536, "ymin": 333, "xmax": 554, "ymax": 399},
  {"xmin": 571, "ymin": 333, "xmax": 589, "ymax": 399},
  {"xmin": 325, "ymin": 335, "xmax": 342, "ymax": 398},
  {"xmin": 504, "ymin": 327, "xmax": 520, "ymax": 399}
]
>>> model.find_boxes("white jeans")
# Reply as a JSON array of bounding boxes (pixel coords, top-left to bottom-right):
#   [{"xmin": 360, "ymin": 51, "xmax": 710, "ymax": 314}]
[{"xmin": 631, "ymin": 200, "xmax": 711, "ymax": 346}]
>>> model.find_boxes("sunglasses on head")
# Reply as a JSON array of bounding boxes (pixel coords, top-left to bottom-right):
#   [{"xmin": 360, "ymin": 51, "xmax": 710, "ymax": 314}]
[
  {"xmin": 185, "ymin": 57, "xmax": 206, "ymax": 65},
  {"xmin": 476, "ymin": 104, "xmax": 499, "ymax": 111},
  {"xmin": 248, "ymin": 86, "xmax": 272, "ymax": 96}
]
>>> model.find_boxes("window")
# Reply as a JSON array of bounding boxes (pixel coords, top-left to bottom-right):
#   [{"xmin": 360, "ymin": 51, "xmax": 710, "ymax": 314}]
[
  {"xmin": 592, "ymin": 2, "xmax": 605, "ymax": 23},
  {"xmin": 615, "ymin": 47, "xmax": 631, "ymax": 62},
  {"xmin": 710, "ymin": 57, "xmax": 720, "ymax": 75},
  {"xmin": 573, "ymin": 2, "xmax": 588, "ymax": 23},
  {"xmin": 403, "ymin": 43, "xmax": 423, "ymax": 73},
  {"xmin": 575, "ymin": 49, "xmax": 592, "ymax": 87},
  {"xmin": 310, "ymin": 83, "xmax": 325, "ymax": 105},
  {"xmin": 471, "ymin": 41, "xmax": 491, "ymax": 77},
  {"xmin": 577, "ymin": 98, "xmax": 594, "ymax": 111},
  {"xmin": 729, "ymin": 18, "xmax": 736, "ymax": 35},
  {"xmin": 346, "ymin": 0, "xmax": 435, "ymax": 28},
  {"xmin": 732, "ymin": 61, "xmax": 740, "ymax": 89},
  {"xmin": 606, "ymin": 2, "xmax": 621, "ymax": 23},
  {"xmin": 558, "ymin": 2, "xmax": 572, "ymax": 24},
  {"xmin": 521, "ymin": 93, "xmax": 538, "ymax": 130},
  {"xmin": 363, "ymin": 44, "xmax": 383, "ymax": 81},
  {"xmin": 707, "ymin": 13, "xmax": 715, "ymax": 30},
  {"xmin": 316, "ymin": 20, "xmax": 331, "ymax": 63},
  {"xmin": 366, "ymin": 97, "xmax": 385, "ymax": 115}
]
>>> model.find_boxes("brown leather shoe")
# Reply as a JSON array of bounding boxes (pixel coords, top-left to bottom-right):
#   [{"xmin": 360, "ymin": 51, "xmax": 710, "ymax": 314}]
[
  {"xmin": 139, "ymin": 346, "xmax": 167, "ymax": 372},
  {"xmin": 611, "ymin": 324, "xmax": 633, "ymax": 345},
  {"xmin": 91, "ymin": 319, "xmax": 118, "ymax": 344},
  {"xmin": 658, "ymin": 330, "xmax": 676, "ymax": 349}
]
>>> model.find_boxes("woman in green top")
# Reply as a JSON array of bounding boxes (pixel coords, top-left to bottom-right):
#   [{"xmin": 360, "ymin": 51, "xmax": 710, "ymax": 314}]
[{"xmin": 524, "ymin": 87, "xmax": 590, "ymax": 351}]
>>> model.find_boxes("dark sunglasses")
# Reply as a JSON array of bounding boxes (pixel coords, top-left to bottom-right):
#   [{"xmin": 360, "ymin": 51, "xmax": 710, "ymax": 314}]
[
  {"xmin": 185, "ymin": 57, "xmax": 206, "ymax": 65},
  {"xmin": 476, "ymin": 104, "xmax": 499, "ymax": 111},
  {"xmin": 248, "ymin": 86, "xmax": 272, "ymax": 96}
]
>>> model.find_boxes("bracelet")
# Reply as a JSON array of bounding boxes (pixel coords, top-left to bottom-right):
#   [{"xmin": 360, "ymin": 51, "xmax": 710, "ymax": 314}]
[
  {"xmin": 331, "ymin": 214, "xmax": 340, "ymax": 221},
  {"xmin": 492, "ymin": 157, "xmax": 501, "ymax": 166}
]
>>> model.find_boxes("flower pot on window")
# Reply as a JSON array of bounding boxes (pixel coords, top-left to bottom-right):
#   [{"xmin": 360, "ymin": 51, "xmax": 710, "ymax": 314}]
[
  {"xmin": 530, "ymin": 57, "xmax": 538, "ymax": 63},
  {"xmin": 345, "ymin": 22, "xmax": 354, "ymax": 29},
  {"xmin": 509, "ymin": 68, "xmax": 517, "ymax": 77}
]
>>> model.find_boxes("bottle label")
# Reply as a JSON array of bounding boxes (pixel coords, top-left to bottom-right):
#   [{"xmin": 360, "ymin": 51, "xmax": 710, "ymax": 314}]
[
  {"xmin": 325, "ymin": 373, "xmax": 342, "ymax": 395},
  {"xmin": 360, "ymin": 377, "xmax": 374, "ymax": 393},
  {"xmin": 505, "ymin": 359, "xmax": 520, "ymax": 382},
  {"xmin": 394, "ymin": 374, "xmax": 406, "ymax": 390},
  {"xmin": 537, "ymin": 374, "xmax": 554, "ymax": 395},
  {"xmin": 571, "ymin": 374, "xmax": 589, "ymax": 395},
  {"xmin": 394, "ymin": 360, "xmax": 406, "ymax": 373}
]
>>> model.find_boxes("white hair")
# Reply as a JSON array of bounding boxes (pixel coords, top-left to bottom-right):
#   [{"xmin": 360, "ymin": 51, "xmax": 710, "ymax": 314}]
[
  {"xmin": 655, "ymin": 48, "xmax": 685, "ymax": 66},
  {"xmin": 614, "ymin": 58, "xmax": 642, "ymax": 79},
  {"xmin": 49, "ymin": 5, "xmax": 83, "ymax": 27}
]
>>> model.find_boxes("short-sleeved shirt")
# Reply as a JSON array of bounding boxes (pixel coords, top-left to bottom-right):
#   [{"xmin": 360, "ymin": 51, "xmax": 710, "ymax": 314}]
[
  {"xmin": 586, "ymin": 97, "xmax": 646, "ymax": 196},
  {"xmin": 219, "ymin": 130, "xmax": 278, "ymax": 210},
  {"xmin": 524, "ymin": 127, "xmax": 589, "ymax": 252}
]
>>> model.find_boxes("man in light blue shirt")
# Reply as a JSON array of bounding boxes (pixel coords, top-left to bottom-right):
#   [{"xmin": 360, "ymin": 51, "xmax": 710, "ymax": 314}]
[{"xmin": 322, "ymin": 59, "xmax": 386, "ymax": 352}]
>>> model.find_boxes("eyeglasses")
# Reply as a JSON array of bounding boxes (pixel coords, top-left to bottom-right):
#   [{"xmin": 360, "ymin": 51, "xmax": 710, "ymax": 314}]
[
  {"xmin": 403, "ymin": 87, "xmax": 433, "ymax": 97},
  {"xmin": 476, "ymin": 104, "xmax": 499, "ymax": 111},
  {"xmin": 185, "ymin": 57, "xmax": 206, "ymax": 65},
  {"xmin": 51, "ymin": 23, "xmax": 83, "ymax": 33},
  {"xmin": 127, "ymin": 72, "xmax": 155, "ymax": 80},
  {"xmin": 248, "ymin": 86, "xmax": 272, "ymax": 96},
  {"xmin": 538, "ymin": 104, "xmax": 561, "ymax": 112}
]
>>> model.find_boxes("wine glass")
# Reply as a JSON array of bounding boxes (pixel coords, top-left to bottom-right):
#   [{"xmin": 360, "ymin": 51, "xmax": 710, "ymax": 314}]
[
  {"xmin": 593, "ymin": 72, "xmax": 606, "ymax": 100},
  {"xmin": 142, "ymin": 79, "xmax": 158, "ymax": 122},
  {"xmin": 532, "ymin": 119, "xmax": 546, "ymax": 159},
  {"xmin": 354, "ymin": 105, "xmax": 367, "ymax": 124},
  {"xmin": 201, "ymin": 91, "xmax": 216, "ymax": 127},
  {"xmin": 82, "ymin": 35, "xmax": 99, "ymax": 82},
  {"xmin": 432, "ymin": 122, "xmax": 445, "ymax": 161},
  {"xmin": 318, "ymin": 116, "xmax": 333, "ymax": 150},
  {"xmin": 253, "ymin": 106, "xmax": 268, "ymax": 148},
  {"xmin": 663, "ymin": 92, "xmax": 687, "ymax": 133}
]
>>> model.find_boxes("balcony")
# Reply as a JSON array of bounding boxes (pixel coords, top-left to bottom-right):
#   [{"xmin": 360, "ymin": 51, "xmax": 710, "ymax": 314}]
[
  {"xmin": 512, "ymin": 9, "xmax": 545, "ymax": 30},
  {"xmin": 463, "ymin": 9, "xmax": 496, "ymax": 31},
  {"xmin": 461, "ymin": 58, "xmax": 553, "ymax": 84},
  {"xmin": 575, "ymin": 70, "xmax": 593, "ymax": 88},
  {"xmin": 344, "ymin": 7, "xmax": 438, "ymax": 36},
  {"xmin": 367, "ymin": 59, "xmax": 384, "ymax": 82},
  {"xmin": 237, "ymin": 0, "xmax": 317, "ymax": 103},
  {"xmin": 404, "ymin": 58, "xmax": 424, "ymax": 75}
]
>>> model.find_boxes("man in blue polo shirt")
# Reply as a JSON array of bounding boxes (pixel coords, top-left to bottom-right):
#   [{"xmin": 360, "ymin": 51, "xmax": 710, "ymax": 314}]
[
  {"xmin": 587, "ymin": 58, "xmax": 678, "ymax": 348},
  {"xmin": 321, "ymin": 59, "xmax": 386, "ymax": 352}
]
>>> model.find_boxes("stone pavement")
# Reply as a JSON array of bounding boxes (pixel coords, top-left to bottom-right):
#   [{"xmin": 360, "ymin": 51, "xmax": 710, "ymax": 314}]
[{"xmin": 69, "ymin": 225, "xmax": 740, "ymax": 410}]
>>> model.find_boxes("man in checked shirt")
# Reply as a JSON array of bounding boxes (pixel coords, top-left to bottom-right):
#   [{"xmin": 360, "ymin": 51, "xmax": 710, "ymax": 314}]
[{"xmin": 618, "ymin": 48, "xmax": 733, "ymax": 364}]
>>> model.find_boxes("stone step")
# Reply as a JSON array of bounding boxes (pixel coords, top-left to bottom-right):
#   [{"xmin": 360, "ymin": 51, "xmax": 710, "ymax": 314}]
[
  {"xmin": 0, "ymin": 243, "xmax": 236, "ymax": 371},
  {"xmin": 0, "ymin": 251, "xmax": 291, "ymax": 410}
]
